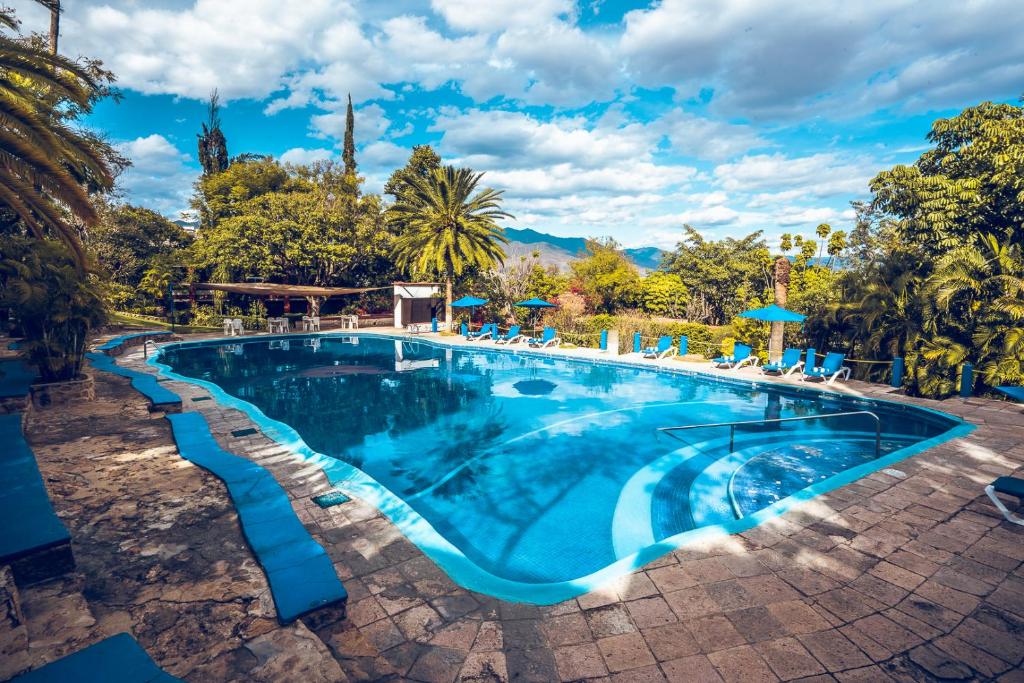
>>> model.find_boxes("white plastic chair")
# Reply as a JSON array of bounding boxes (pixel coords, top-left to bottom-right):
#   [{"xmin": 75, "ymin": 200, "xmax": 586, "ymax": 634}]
[
  {"xmin": 223, "ymin": 318, "xmax": 234, "ymax": 336},
  {"xmin": 232, "ymin": 319, "xmax": 244, "ymax": 335}
]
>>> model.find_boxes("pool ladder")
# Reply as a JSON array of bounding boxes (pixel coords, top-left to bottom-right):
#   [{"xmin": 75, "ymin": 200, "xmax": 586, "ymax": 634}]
[{"xmin": 657, "ymin": 410, "xmax": 882, "ymax": 458}]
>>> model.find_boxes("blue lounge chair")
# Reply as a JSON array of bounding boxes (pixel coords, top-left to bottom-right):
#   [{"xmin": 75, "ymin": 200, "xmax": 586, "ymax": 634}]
[
  {"xmin": 712, "ymin": 343, "xmax": 758, "ymax": 370},
  {"xmin": 528, "ymin": 327, "xmax": 560, "ymax": 348},
  {"xmin": 466, "ymin": 323, "xmax": 496, "ymax": 341},
  {"xmin": 985, "ymin": 476, "xmax": 1024, "ymax": 525},
  {"xmin": 642, "ymin": 336, "xmax": 677, "ymax": 360},
  {"xmin": 995, "ymin": 387, "xmax": 1024, "ymax": 403},
  {"xmin": 801, "ymin": 352, "xmax": 851, "ymax": 385},
  {"xmin": 495, "ymin": 325, "xmax": 523, "ymax": 345},
  {"xmin": 762, "ymin": 348, "xmax": 804, "ymax": 377}
]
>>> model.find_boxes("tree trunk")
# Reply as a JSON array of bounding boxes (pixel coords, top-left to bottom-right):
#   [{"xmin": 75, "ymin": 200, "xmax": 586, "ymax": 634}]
[
  {"xmin": 770, "ymin": 257, "xmax": 791, "ymax": 363},
  {"xmin": 445, "ymin": 278, "xmax": 452, "ymax": 330},
  {"xmin": 48, "ymin": 2, "xmax": 59, "ymax": 54}
]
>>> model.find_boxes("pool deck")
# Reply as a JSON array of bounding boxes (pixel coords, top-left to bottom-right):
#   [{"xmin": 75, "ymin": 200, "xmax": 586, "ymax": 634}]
[{"xmin": 3, "ymin": 329, "xmax": 1023, "ymax": 682}]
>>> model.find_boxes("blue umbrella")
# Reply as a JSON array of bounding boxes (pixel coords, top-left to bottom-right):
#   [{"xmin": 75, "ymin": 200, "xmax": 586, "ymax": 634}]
[
  {"xmin": 738, "ymin": 304, "xmax": 806, "ymax": 323},
  {"xmin": 738, "ymin": 304, "xmax": 806, "ymax": 361},
  {"xmin": 451, "ymin": 296, "xmax": 489, "ymax": 327},
  {"xmin": 515, "ymin": 298, "xmax": 556, "ymax": 333}
]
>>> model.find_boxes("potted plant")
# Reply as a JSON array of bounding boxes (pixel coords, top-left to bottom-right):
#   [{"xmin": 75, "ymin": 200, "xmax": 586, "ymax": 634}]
[{"xmin": 0, "ymin": 238, "xmax": 108, "ymax": 408}]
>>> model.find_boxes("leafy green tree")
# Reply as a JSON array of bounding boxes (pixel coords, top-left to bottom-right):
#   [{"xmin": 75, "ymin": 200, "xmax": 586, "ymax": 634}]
[
  {"xmin": 88, "ymin": 203, "xmax": 192, "ymax": 289},
  {"xmin": 389, "ymin": 166, "xmax": 512, "ymax": 324},
  {"xmin": 343, "ymin": 93, "xmax": 356, "ymax": 176},
  {"xmin": 197, "ymin": 89, "xmax": 229, "ymax": 176},
  {"xmin": 870, "ymin": 101, "xmax": 1024, "ymax": 255},
  {"xmin": 190, "ymin": 157, "xmax": 292, "ymax": 229},
  {"xmin": 569, "ymin": 239, "xmax": 641, "ymax": 314},
  {"xmin": 0, "ymin": 237, "xmax": 107, "ymax": 381},
  {"xmin": 663, "ymin": 226, "xmax": 770, "ymax": 324},
  {"xmin": 0, "ymin": 7, "xmax": 120, "ymax": 266},
  {"xmin": 385, "ymin": 145, "xmax": 442, "ymax": 202},
  {"xmin": 779, "ymin": 233, "xmax": 793, "ymax": 254},
  {"xmin": 640, "ymin": 271, "xmax": 688, "ymax": 317}
]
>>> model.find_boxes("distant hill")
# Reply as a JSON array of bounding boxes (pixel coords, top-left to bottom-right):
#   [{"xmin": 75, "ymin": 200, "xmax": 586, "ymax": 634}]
[{"xmin": 503, "ymin": 227, "xmax": 666, "ymax": 271}]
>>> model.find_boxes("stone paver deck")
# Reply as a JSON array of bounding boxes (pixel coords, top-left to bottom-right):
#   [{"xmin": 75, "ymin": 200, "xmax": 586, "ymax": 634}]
[{"xmin": 3, "ymin": 329, "xmax": 1024, "ymax": 682}]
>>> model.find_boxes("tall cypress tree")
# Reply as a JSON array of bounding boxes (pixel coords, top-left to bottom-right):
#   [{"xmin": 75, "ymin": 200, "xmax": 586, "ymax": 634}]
[{"xmin": 343, "ymin": 93, "xmax": 356, "ymax": 176}]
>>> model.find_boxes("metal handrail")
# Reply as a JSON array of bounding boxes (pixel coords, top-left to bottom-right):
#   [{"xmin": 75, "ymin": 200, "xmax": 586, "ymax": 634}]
[{"xmin": 658, "ymin": 410, "xmax": 882, "ymax": 457}]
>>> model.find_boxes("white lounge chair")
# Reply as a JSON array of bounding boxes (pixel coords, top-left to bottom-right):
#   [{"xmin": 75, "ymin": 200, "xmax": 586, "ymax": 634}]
[{"xmin": 985, "ymin": 476, "xmax": 1024, "ymax": 525}]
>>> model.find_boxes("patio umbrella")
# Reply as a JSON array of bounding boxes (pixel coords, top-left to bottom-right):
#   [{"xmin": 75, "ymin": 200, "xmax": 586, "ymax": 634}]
[
  {"xmin": 515, "ymin": 297, "xmax": 556, "ymax": 334},
  {"xmin": 450, "ymin": 295, "xmax": 488, "ymax": 327},
  {"xmin": 738, "ymin": 304, "xmax": 806, "ymax": 362}
]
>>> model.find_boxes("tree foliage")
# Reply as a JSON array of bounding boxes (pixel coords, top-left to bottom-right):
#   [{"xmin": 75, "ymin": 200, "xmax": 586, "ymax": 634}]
[
  {"xmin": 0, "ymin": 7, "xmax": 121, "ymax": 266},
  {"xmin": 87, "ymin": 202, "xmax": 191, "ymax": 288},
  {"xmin": 662, "ymin": 226, "xmax": 770, "ymax": 324},
  {"xmin": 0, "ymin": 236, "xmax": 107, "ymax": 381},
  {"xmin": 343, "ymin": 93, "xmax": 356, "ymax": 176},
  {"xmin": 640, "ymin": 270, "xmax": 688, "ymax": 317},
  {"xmin": 189, "ymin": 159, "xmax": 392, "ymax": 292},
  {"xmin": 197, "ymin": 89, "xmax": 228, "ymax": 176},
  {"xmin": 389, "ymin": 165, "xmax": 512, "ymax": 322},
  {"xmin": 568, "ymin": 239, "xmax": 640, "ymax": 314}
]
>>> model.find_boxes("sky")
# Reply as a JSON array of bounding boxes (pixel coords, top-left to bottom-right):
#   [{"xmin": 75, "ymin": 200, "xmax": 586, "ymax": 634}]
[{"xmin": 9, "ymin": 0, "xmax": 1023, "ymax": 249}]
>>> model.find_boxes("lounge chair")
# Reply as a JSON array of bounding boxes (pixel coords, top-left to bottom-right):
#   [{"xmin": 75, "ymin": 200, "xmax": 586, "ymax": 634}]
[
  {"xmin": 985, "ymin": 476, "xmax": 1024, "ymax": 525},
  {"xmin": 712, "ymin": 343, "xmax": 758, "ymax": 370},
  {"xmin": 495, "ymin": 325, "xmax": 523, "ymax": 345},
  {"xmin": 466, "ymin": 323, "xmax": 496, "ymax": 341},
  {"xmin": 762, "ymin": 348, "xmax": 803, "ymax": 376},
  {"xmin": 528, "ymin": 327, "xmax": 560, "ymax": 348},
  {"xmin": 801, "ymin": 352, "xmax": 851, "ymax": 385},
  {"xmin": 642, "ymin": 335, "xmax": 677, "ymax": 360}
]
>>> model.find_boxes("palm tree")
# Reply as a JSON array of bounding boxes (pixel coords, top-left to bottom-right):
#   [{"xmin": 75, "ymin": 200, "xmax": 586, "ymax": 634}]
[
  {"xmin": 926, "ymin": 233, "xmax": 1024, "ymax": 389},
  {"xmin": 0, "ymin": 7, "xmax": 116, "ymax": 266},
  {"xmin": 389, "ymin": 166, "xmax": 513, "ymax": 324},
  {"xmin": 34, "ymin": 0, "xmax": 60, "ymax": 54}
]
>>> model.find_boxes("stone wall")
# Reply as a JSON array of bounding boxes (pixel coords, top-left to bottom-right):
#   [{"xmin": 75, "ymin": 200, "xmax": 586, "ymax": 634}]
[
  {"xmin": 29, "ymin": 374, "xmax": 95, "ymax": 411},
  {"xmin": 0, "ymin": 565, "xmax": 28, "ymax": 680}
]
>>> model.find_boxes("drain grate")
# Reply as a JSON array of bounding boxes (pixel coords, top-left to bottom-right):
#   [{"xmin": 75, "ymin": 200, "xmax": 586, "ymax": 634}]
[
  {"xmin": 311, "ymin": 490, "xmax": 350, "ymax": 508},
  {"xmin": 231, "ymin": 427, "xmax": 258, "ymax": 438},
  {"xmin": 191, "ymin": 396, "xmax": 211, "ymax": 402}
]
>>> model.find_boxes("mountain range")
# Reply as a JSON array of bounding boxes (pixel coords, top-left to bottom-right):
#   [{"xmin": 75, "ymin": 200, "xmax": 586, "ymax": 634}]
[{"xmin": 503, "ymin": 228, "xmax": 666, "ymax": 271}]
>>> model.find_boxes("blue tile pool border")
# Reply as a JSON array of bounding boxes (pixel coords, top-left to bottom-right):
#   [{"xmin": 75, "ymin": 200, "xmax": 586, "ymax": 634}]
[{"xmin": 147, "ymin": 332, "xmax": 975, "ymax": 605}]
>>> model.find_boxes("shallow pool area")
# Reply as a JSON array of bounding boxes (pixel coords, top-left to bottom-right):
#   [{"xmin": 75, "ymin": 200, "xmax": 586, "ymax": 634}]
[{"xmin": 152, "ymin": 334, "xmax": 971, "ymax": 603}]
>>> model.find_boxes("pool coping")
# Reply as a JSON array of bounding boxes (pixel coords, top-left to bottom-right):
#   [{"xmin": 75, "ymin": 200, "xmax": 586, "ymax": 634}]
[{"xmin": 145, "ymin": 331, "xmax": 975, "ymax": 604}]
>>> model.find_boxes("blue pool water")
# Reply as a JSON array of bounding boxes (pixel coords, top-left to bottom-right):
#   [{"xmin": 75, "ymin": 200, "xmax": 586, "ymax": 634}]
[{"xmin": 153, "ymin": 334, "xmax": 969, "ymax": 602}]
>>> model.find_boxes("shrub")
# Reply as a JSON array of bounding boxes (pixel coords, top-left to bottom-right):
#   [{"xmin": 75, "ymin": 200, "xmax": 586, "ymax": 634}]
[{"xmin": 0, "ymin": 238, "xmax": 108, "ymax": 382}]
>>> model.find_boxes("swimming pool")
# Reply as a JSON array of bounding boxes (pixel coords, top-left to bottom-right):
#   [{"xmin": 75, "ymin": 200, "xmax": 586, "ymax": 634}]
[{"xmin": 152, "ymin": 334, "xmax": 971, "ymax": 603}]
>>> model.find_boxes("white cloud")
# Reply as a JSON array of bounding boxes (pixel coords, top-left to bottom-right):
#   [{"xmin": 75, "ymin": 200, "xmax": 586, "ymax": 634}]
[
  {"xmin": 620, "ymin": 0, "xmax": 1024, "ymax": 119},
  {"xmin": 68, "ymin": 0, "xmax": 358, "ymax": 101},
  {"xmin": 279, "ymin": 147, "xmax": 335, "ymax": 165},
  {"xmin": 713, "ymin": 153, "xmax": 875, "ymax": 197},
  {"xmin": 115, "ymin": 134, "xmax": 196, "ymax": 217},
  {"xmin": 430, "ymin": 0, "xmax": 574, "ymax": 33}
]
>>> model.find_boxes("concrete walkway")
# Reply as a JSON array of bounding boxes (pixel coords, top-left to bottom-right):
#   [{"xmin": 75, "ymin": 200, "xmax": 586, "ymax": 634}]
[{"xmin": 4, "ymin": 329, "xmax": 1023, "ymax": 681}]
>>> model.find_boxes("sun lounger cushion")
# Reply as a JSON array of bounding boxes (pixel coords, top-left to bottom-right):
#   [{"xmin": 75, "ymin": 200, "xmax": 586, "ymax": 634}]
[
  {"xmin": 993, "ymin": 476, "xmax": 1024, "ymax": 499},
  {"xmin": 11, "ymin": 632, "xmax": 180, "ymax": 682}
]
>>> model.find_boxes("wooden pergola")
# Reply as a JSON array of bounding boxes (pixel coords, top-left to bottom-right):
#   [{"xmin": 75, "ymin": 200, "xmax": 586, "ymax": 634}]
[{"xmin": 193, "ymin": 283, "xmax": 389, "ymax": 314}]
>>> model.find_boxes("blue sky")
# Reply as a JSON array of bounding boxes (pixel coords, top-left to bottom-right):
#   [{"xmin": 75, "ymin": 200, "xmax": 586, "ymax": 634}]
[{"xmin": 10, "ymin": 0, "xmax": 1022, "ymax": 248}]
